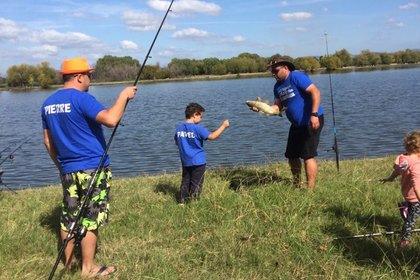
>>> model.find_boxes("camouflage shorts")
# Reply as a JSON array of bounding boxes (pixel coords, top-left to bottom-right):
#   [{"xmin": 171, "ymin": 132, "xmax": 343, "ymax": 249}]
[{"xmin": 60, "ymin": 168, "xmax": 112, "ymax": 231}]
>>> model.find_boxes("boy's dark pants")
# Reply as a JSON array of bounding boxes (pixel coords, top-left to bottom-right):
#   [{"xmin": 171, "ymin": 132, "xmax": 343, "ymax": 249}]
[{"xmin": 180, "ymin": 164, "xmax": 206, "ymax": 202}]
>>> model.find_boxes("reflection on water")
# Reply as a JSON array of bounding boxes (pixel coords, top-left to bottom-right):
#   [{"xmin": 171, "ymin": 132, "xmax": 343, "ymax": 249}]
[{"xmin": 0, "ymin": 67, "xmax": 419, "ymax": 188}]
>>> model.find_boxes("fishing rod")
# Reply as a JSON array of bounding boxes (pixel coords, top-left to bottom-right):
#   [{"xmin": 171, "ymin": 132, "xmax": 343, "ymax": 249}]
[
  {"xmin": 0, "ymin": 170, "xmax": 17, "ymax": 193},
  {"xmin": 47, "ymin": 1, "xmax": 175, "ymax": 279},
  {"xmin": 0, "ymin": 137, "xmax": 29, "ymax": 166},
  {"xmin": 0, "ymin": 146, "xmax": 12, "ymax": 157},
  {"xmin": 0, "ymin": 138, "xmax": 29, "ymax": 193},
  {"xmin": 333, "ymin": 228, "xmax": 420, "ymax": 240},
  {"xmin": 324, "ymin": 33, "xmax": 339, "ymax": 171}
]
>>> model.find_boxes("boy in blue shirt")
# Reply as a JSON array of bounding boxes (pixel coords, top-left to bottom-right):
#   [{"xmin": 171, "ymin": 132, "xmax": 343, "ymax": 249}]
[{"xmin": 174, "ymin": 103, "xmax": 229, "ymax": 204}]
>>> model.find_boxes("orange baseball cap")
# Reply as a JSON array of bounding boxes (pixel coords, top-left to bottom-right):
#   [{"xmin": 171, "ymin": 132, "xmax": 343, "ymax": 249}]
[{"xmin": 60, "ymin": 57, "xmax": 95, "ymax": 75}]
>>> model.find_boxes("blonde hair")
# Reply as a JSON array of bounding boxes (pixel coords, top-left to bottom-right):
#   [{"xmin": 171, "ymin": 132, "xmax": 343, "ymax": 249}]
[{"xmin": 404, "ymin": 130, "xmax": 420, "ymax": 154}]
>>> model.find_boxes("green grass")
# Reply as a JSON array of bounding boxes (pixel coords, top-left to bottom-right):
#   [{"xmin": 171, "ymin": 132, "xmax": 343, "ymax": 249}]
[{"xmin": 1, "ymin": 157, "xmax": 420, "ymax": 279}]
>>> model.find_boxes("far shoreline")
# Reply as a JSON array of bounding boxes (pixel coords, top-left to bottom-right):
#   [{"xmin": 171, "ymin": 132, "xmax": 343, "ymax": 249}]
[{"xmin": 1, "ymin": 63, "xmax": 419, "ymax": 92}]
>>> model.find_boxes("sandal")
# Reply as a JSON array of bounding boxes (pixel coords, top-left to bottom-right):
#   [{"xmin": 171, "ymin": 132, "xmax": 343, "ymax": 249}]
[{"xmin": 89, "ymin": 265, "xmax": 116, "ymax": 278}]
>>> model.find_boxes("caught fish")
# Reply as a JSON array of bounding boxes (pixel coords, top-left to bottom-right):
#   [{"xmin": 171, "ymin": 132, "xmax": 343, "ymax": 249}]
[{"xmin": 245, "ymin": 97, "xmax": 283, "ymax": 116}]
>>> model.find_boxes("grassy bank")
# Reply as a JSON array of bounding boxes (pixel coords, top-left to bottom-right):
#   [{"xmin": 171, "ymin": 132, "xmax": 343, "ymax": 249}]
[{"xmin": 1, "ymin": 157, "xmax": 419, "ymax": 279}]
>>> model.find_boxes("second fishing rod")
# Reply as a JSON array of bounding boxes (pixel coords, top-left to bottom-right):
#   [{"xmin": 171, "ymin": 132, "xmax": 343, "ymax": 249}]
[
  {"xmin": 324, "ymin": 32, "xmax": 340, "ymax": 171},
  {"xmin": 47, "ymin": 0, "xmax": 175, "ymax": 279}
]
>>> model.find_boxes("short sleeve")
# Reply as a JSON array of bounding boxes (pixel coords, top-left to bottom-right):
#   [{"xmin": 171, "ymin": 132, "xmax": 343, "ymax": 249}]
[
  {"xmin": 78, "ymin": 94, "xmax": 106, "ymax": 120},
  {"xmin": 196, "ymin": 125, "xmax": 211, "ymax": 140},
  {"xmin": 293, "ymin": 72, "xmax": 313, "ymax": 91}
]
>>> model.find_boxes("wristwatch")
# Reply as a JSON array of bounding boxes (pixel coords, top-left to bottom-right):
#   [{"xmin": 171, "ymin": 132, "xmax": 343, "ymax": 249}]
[{"xmin": 310, "ymin": 112, "xmax": 319, "ymax": 117}]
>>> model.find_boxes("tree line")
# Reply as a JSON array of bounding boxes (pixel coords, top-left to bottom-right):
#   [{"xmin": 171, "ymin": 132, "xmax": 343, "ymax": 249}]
[{"xmin": 2, "ymin": 48, "xmax": 420, "ymax": 89}]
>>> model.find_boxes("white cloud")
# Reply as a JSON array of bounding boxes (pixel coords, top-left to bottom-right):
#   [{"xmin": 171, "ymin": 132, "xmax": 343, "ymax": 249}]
[
  {"xmin": 33, "ymin": 29, "xmax": 97, "ymax": 47},
  {"xmin": 122, "ymin": 10, "xmax": 176, "ymax": 31},
  {"xmin": 295, "ymin": 27, "xmax": 308, "ymax": 32},
  {"xmin": 232, "ymin": 35, "xmax": 246, "ymax": 42},
  {"xmin": 280, "ymin": 1, "xmax": 288, "ymax": 7},
  {"xmin": 28, "ymin": 45, "xmax": 59, "ymax": 59},
  {"xmin": 158, "ymin": 46, "xmax": 177, "ymax": 58},
  {"xmin": 0, "ymin": 18, "xmax": 28, "ymax": 40},
  {"xmin": 280, "ymin": 12, "xmax": 312, "ymax": 21},
  {"xmin": 172, "ymin": 27, "xmax": 209, "ymax": 38},
  {"xmin": 399, "ymin": 2, "xmax": 418, "ymax": 9},
  {"xmin": 51, "ymin": 3, "xmax": 129, "ymax": 20},
  {"xmin": 214, "ymin": 35, "xmax": 246, "ymax": 44},
  {"xmin": 171, "ymin": 27, "xmax": 245, "ymax": 45},
  {"xmin": 148, "ymin": 0, "xmax": 221, "ymax": 16},
  {"xmin": 120, "ymin": 40, "xmax": 139, "ymax": 50},
  {"xmin": 388, "ymin": 18, "xmax": 405, "ymax": 27}
]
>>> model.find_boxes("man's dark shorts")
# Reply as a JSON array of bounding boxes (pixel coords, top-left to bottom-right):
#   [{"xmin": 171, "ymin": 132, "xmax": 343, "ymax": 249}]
[{"xmin": 285, "ymin": 115, "xmax": 324, "ymax": 160}]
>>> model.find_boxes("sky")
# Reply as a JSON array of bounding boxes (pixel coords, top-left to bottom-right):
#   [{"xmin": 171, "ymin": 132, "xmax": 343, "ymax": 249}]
[{"xmin": 0, "ymin": 0, "xmax": 419, "ymax": 76}]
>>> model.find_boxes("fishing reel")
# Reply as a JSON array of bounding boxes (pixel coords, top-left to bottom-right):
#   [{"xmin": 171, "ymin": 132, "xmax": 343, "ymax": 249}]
[
  {"xmin": 326, "ymin": 143, "xmax": 339, "ymax": 153},
  {"xmin": 74, "ymin": 226, "xmax": 87, "ymax": 245}
]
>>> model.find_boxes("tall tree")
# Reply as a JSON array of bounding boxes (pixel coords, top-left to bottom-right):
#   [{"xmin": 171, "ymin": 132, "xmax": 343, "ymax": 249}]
[
  {"xmin": 402, "ymin": 49, "xmax": 420, "ymax": 63},
  {"xmin": 295, "ymin": 57, "xmax": 321, "ymax": 71},
  {"xmin": 334, "ymin": 49, "xmax": 353, "ymax": 67},
  {"xmin": 37, "ymin": 62, "xmax": 60, "ymax": 88},
  {"xmin": 320, "ymin": 55, "xmax": 342, "ymax": 70},
  {"xmin": 202, "ymin": 58, "xmax": 226, "ymax": 75},
  {"xmin": 379, "ymin": 52, "xmax": 394, "ymax": 65},
  {"xmin": 168, "ymin": 58, "xmax": 200, "ymax": 77},
  {"xmin": 0, "ymin": 75, "xmax": 6, "ymax": 88},
  {"xmin": 95, "ymin": 55, "xmax": 140, "ymax": 82},
  {"xmin": 6, "ymin": 64, "xmax": 39, "ymax": 87}
]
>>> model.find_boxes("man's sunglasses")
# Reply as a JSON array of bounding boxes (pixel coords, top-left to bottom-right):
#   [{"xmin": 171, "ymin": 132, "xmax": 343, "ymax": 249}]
[
  {"xmin": 74, "ymin": 72, "xmax": 93, "ymax": 79},
  {"xmin": 85, "ymin": 72, "xmax": 93, "ymax": 79}
]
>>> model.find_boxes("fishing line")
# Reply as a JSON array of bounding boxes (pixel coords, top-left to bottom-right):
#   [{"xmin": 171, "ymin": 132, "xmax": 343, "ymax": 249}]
[
  {"xmin": 244, "ymin": 112, "xmax": 286, "ymax": 164},
  {"xmin": 324, "ymin": 32, "xmax": 340, "ymax": 171},
  {"xmin": 47, "ymin": 1, "xmax": 175, "ymax": 279},
  {"xmin": 333, "ymin": 228, "xmax": 420, "ymax": 240}
]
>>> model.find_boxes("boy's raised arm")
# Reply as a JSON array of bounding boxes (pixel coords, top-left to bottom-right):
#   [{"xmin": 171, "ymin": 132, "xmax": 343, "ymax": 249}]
[{"xmin": 208, "ymin": 120, "xmax": 230, "ymax": 140}]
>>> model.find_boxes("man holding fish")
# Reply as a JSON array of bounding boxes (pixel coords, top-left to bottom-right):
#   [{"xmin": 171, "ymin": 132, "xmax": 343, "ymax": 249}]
[{"xmin": 248, "ymin": 56, "xmax": 323, "ymax": 189}]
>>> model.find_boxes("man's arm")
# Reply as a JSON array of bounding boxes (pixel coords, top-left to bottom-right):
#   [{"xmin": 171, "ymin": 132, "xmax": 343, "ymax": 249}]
[
  {"xmin": 306, "ymin": 84, "xmax": 321, "ymax": 129},
  {"xmin": 96, "ymin": 86, "xmax": 137, "ymax": 128},
  {"xmin": 43, "ymin": 129, "xmax": 61, "ymax": 170},
  {"xmin": 271, "ymin": 97, "xmax": 281, "ymax": 111}
]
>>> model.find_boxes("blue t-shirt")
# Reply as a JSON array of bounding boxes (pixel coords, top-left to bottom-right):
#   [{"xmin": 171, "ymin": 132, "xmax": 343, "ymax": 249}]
[
  {"xmin": 41, "ymin": 88, "xmax": 110, "ymax": 174},
  {"xmin": 273, "ymin": 71, "xmax": 323, "ymax": 127},
  {"xmin": 174, "ymin": 122, "xmax": 211, "ymax": 167}
]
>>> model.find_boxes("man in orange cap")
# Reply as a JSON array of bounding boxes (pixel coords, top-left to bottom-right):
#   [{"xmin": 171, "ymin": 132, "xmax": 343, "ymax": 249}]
[{"xmin": 41, "ymin": 57, "xmax": 137, "ymax": 277}]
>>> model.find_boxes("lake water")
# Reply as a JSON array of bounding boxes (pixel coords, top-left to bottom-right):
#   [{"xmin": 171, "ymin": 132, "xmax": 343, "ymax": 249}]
[{"xmin": 1, "ymin": 67, "xmax": 419, "ymax": 189}]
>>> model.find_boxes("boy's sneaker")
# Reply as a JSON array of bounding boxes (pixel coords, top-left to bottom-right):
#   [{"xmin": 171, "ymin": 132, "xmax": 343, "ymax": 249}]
[
  {"xmin": 398, "ymin": 202, "xmax": 409, "ymax": 220},
  {"xmin": 177, "ymin": 198, "xmax": 186, "ymax": 206},
  {"xmin": 399, "ymin": 239, "xmax": 411, "ymax": 249}
]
